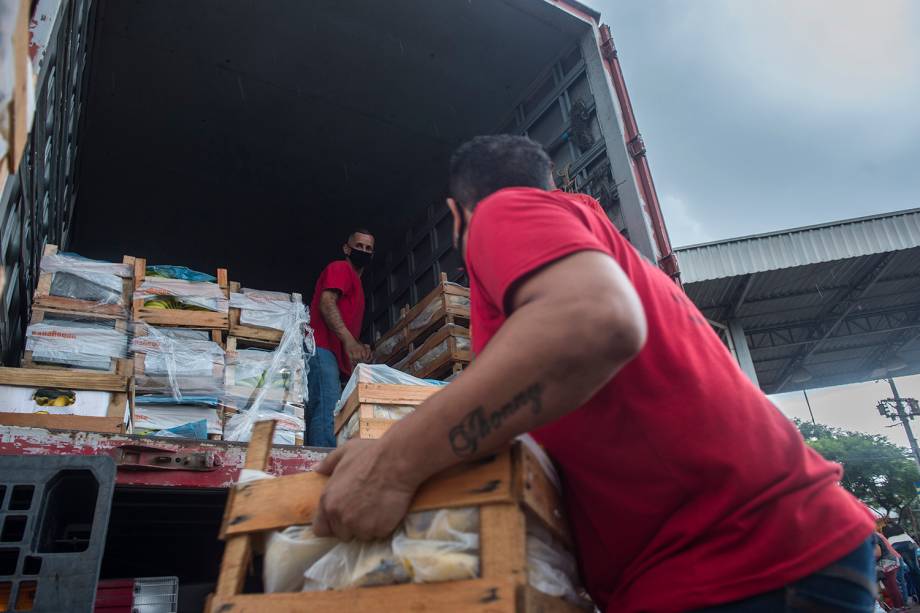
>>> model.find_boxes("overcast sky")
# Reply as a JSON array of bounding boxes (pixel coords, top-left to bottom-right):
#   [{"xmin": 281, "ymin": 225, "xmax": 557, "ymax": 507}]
[
  {"xmin": 595, "ymin": 0, "xmax": 920, "ymax": 247},
  {"xmin": 591, "ymin": 1, "xmax": 920, "ymax": 447}
]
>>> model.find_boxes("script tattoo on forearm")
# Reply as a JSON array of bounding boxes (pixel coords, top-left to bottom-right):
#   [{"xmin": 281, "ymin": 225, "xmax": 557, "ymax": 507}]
[{"xmin": 448, "ymin": 382, "xmax": 545, "ymax": 457}]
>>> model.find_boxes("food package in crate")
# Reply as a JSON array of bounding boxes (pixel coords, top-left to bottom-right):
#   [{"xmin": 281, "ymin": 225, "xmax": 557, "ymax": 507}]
[
  {"xmin": 230, "ymin": 288, "xmax": 307, "ymax": 332},
  {"xmin": 409, "ymin": 290, "xmax": 470, "ymax": 333},
  {"xmin": 135, "ymin": 265, "xmax": 228, "ymax": 313},
  {"xmin": 224, "ymin": 298, "xmax": 311, "ymax": 445},
  {"xmin": 40, "ymin": 251, "xmax": 133, "ymax": 309},
  {"xmin": 26, "ymin": 315, "xmax": 129, "ymax": 370},
  {"xmin": 131, "ymin": 326, "xmax": 225, "ymax": 402},
  {"xmin": 224, "ymin": 347, "xmax": 307, "ymax": 411},
  {"xmin": 334, "ymin": 363, "xmax": 445, "ymax": 416},
  {"xmin": 133, "ymin": 403, "xmax": 222, "ymax": 439}
]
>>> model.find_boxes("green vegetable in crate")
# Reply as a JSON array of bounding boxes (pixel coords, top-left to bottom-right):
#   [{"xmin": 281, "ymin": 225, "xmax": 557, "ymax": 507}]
[
  {"xmin": 238, "ymin": 368, "xmax": 293, "ymax": 390},
  {"xmin": 144, "ymin": 296, "xmax": 210, "ymax": 311},
  {"xmin": 32, "ymin": 388, "xmax": 76, "ymax": 407}
]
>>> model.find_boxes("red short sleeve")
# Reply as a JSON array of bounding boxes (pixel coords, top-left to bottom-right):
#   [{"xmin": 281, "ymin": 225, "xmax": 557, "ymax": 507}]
[
  {"xmin": 317, "ymin": 261, "xmax": 353, "ymax": 295},
  {"xmin": 467, "ymin": 188, "xmax": 609, "ymax": 315}
]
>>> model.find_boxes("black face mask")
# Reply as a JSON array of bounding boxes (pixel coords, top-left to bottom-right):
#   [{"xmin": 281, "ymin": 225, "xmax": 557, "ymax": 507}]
[{"xmin": 348, "ymin": 249, "xmax": 373, "ymax": 269}]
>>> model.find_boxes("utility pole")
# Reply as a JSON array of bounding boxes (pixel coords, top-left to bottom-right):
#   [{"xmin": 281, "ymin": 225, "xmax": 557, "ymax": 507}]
[{"xmin": 879, "ymin": 377, "xmax": 920, "ymax": 468}]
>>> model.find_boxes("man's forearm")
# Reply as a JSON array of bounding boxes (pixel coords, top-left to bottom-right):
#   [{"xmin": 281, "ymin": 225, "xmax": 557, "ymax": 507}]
[
  {"xmin": 319, "ymin": 294, "xmax": 356, "ymax": 345},
  {"xmin": 379, "ymin": 293, "xmax": 640, "ymax": 487}
]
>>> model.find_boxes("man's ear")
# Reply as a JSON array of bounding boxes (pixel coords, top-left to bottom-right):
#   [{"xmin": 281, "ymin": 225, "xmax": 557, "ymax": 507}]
[
  {"xmin": 446, "ymin": 198, "xmax": 462, "ymax": 246},
  {"xmin": 342, "ymin": 243, "xmax": 351, "ymax": 256}
]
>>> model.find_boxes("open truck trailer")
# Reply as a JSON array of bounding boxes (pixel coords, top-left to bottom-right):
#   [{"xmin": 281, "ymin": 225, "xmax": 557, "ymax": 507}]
[{"xmin": 0, "ymin": 0, "xmax": 676, "ymax": 609}]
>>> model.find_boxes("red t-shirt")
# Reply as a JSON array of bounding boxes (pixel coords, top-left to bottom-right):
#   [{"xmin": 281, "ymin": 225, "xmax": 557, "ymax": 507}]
[
  {"xmin": 466, "ymin": 188, "xmax": 874, "ymax": 612},
  {"xmin": 310, "ymin": 260, "xmax": 365, "ymax": 376}
]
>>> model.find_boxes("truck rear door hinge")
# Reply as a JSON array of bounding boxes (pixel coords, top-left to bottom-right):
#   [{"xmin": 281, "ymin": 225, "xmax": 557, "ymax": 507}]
[
  {"xmin": 114, "ymin": 444, "xmax": 221, "ymax": 472},
  {"xmin": 627, "ymin": 134, "xmax": 646, "ymax": 159}
]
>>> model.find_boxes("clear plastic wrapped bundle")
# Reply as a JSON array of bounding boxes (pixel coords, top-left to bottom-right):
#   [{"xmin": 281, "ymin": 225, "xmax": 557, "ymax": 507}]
[
  {"xmin": 40, "ymin": 252, "xmax": 133, "ymax": 308},
  {"xmin": 409, "ymin": 292, "xmax": 470, "ymax": 332},
  {"xmin": 334, "ymin": 363, "xmax": 445, "ymax": 417},
  {"xmin": 26, "ymin": 316, "xmax": 129, "ymax": 370},
  {"xmin": 131, "ymin": 326, "xmax": 225, "ymax": 403},
  {"xmin": 223, "ymin": 297, "xmax": 312, "ymax": 445},
  {"xmin": 335, "ymin": 404, "xmax": 416, "ymax": 446},
  {"xmin": 133, "ymin": 404, "xmax": 222, "ymax": 439},
  {"xmin": 135, "ymin": 265, "xmax": 228, "ymax": 313},
  {"xmin": 230, "ymin": 288, "xmax": 305, "ymax": 332},
  {"xmin": 224, "ymin": 347, "xmax": 307, "ymax": 411}
]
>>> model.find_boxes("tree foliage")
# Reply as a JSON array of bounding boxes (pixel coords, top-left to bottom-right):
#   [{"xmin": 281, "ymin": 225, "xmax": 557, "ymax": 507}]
[{"xmin": 794, "ymin": 418, "xmax": 920, "ymax": 516}]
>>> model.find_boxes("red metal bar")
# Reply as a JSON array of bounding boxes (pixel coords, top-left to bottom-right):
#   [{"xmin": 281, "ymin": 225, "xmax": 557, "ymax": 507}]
[
  {"xmin": 0, "ymin": 426, "xmax": 324, "ymax": 488},
  {"xmin": 598, "ymin": 24, "xmax": 681, "ymax": 283}
]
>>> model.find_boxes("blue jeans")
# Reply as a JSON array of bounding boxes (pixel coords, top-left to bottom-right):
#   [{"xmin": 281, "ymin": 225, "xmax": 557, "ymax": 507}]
[
  {"xmin": 692, "ymin": 535, "xmax": 877, "ymax": 612},
  {"xmin": 305, "ymin": 348, "xmax": 341, "ymax": 447}
]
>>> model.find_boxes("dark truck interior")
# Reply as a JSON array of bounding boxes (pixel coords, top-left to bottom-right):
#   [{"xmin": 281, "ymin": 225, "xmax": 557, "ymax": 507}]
[{"xmin": 72, "ymin": 1, "xmax": 600, "ymax": 606}]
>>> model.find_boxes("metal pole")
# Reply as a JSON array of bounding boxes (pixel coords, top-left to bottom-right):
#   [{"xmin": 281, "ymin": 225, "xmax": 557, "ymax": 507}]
[
  {"xmin": 803, "ymin": 389, "xmax": 816, "ymax": 425},
  {"xmin": 889, "ymin": 377, "xmax": 920, "ymax": 468}
]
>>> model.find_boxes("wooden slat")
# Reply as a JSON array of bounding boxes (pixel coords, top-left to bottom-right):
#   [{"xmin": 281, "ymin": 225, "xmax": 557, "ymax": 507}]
[
  {"xmin": 480, "ymin": 504, "xmax": 527, "ymax": 584},
  {"xmin": 10, "ymin": 0, "xmax": 28, "ymax": 171},
  {"xmin": 516, "ymin": 445, "xmax": 572, "ymax": 547},
  {"xmin": 334, "ymin": 383, "xmax": 442, "ymax": 434},
  {"xmin": 0, "ymin": 367, "xmax": 128, "ymax": 391},
  {"xmin": 0, "ymin": 413, "xmax": 124, "ymax": 433},
  {"xmin": 208, "ymin": 578, "xmax": 516, "ymax": 613},
  {"xmin": 519, "ymin": 586, "xmax": 586, "ymax": 613},
  {"xmin": 214, "ymin": 421, "xmax": 277, "ymax": 602},
  {"xmin": 135, "ymin": 308, "xmax": 229, "ymax": 329},
  {"xmin": 221, "ymin": 447, "xmax": 515, "ymax": 537},
  {"xmin": 357, "ymin": 417, "xmax": 395, "ymax": 440}
]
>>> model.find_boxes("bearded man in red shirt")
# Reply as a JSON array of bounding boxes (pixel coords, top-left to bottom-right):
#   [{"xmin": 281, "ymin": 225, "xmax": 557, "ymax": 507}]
[{"xmin": 312, "ymin": 135, "xmax": 877, "ymax": 612}]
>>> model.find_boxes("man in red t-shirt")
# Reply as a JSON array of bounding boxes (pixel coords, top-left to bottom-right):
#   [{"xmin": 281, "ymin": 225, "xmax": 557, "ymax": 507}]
[
  {"xmin": 311, "ymin": 137, "xmax": 877, "ymax": 611},
  {"xmin": 305, "ymin": 228, "xmax": 373, "ymax": 447}
]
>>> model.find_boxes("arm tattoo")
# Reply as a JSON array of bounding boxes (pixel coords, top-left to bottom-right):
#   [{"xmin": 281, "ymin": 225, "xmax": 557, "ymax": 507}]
[
  {"xmin": 448, "ymin": 382, "xmax": 544, "ymax": 457},
  {"xmin": 319, "ymin": 292, "xmax": 353, "ymax": 342}
]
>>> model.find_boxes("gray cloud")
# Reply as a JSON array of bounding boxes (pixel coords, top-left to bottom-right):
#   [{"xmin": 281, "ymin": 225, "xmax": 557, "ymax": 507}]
[{"xmin": 592, "ymin": 0, "xmax": 920, "ymax": 247}]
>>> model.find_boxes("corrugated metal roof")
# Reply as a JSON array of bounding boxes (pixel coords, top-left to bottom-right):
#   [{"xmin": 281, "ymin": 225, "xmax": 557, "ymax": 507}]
[{"xmin": 677, "ymin": 208, "xmax": 920, "ymax": 283}]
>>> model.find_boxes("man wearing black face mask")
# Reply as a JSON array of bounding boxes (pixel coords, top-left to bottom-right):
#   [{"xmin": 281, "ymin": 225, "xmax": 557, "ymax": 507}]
[{"xmin": 306, "ymin": 228, "xmax": 374, "ymax": 447}]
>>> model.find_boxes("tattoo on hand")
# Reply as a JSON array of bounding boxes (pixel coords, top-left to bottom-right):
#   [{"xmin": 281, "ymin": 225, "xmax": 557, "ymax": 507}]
[{"xmin": 448, "ymin": 382, "xmax": 544, "ymax": 457}]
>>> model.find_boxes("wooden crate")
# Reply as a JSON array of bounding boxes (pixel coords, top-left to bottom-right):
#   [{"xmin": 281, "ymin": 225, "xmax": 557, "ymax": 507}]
[
  {"xmin": 33, "ymin": 244, "xmax": 135, "ymax": 318},
  {"xmin": 373, "ymin": 306, "xmax": 410, "ymax": 365},
  {"xmin": 0, "ymin": 366, "xmax": 131, "ymax": 434},
  {"xmin": 224, "ymin": 341, "xmax": 306, "ymax": 408},
  {"xmin": 208, "ymin": 421, "xmax": 581, "ymax": 613},
  {"xmin": 334, "ymin": 382, "xmax": 442, "ymax": 442},
  {"xmin": 132, "ymin": 324, "xmax": 225, "ymax": 396},
  {"xmin": 398, "ymin": 324, "xmax": 471, "ymax": 381},
  {"xmin": 228, "ymin": 282, "xmax": 302, "ymax": 346},
  {"xmin": 132, "ymin": 258, "xmax": 230, "ymax": 329},
  {"xmin": 22, "ymin": 309, "xmax": 133, "ymax": 374},
  {"xmin": 403, "ymin": 273, "xmax": 470, "ymax": 348}
]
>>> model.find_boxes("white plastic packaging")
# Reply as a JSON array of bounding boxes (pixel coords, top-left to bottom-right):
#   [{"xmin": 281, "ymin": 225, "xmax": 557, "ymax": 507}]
[
  {"xmin": 40, "ymin": 252, "xmax": 132, "ymax": 308},
  {"xmin": 26, "ymin": 318, "xmax": 129, "ymax": 370},
  {"xmin": 133, "ymin": 404, "xmax": 222, "ymax": 436},
  {"xmin": 131, "ymin": 326, "xmax": 225, "ymax": 402},
  {"xmin": 302, "ymin": 540, "xmax": 411, "ymax": 592},
  {"xmin": 230, "ymin": 288, "xmax": 306, "ymax": 331},
  {"xmin": 335, "ymin": 364, "xmax": 445, "ymax": 416},
  {"xmin": 408, "ymin": 292, "xmax": 470, "ymax": 332},
  {"xmin": 395, "ymin": 508, "xmax": 480, "ymax": 583},
  {"xmin": 264, "ymin": 526, "xmax": 337, "ymax": 593},
  {"xmin": 335, "ymin": 404, "xmax": 416, "ymax": 446},
  {"xmin": 135, "ymin": 277, "xmax": 228, "ymax": 313}
]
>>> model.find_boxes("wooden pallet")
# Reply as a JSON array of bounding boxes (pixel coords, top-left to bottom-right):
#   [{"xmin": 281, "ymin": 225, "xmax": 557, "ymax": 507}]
[
  {"xmin": 228, "ymin": 282, "xmax": 302, "ymax": 346},
  {"xmin": 403, "ymin": 273, "xmax": 470, "ymax": 348},
  {"xmin": 334, "ymin": 382, "xmax": 442, "ymax": 442},
  {"xmin": 398, "ymin": 324, "xmax": 472, "ymax": 381},
  {"xmin": 0, "ymin": 366, "xmax": 131, "ymax": 434},
  {"xmin": 33, "ymin": 244, "xmax": 135, "ymax": 318},
  {"xmin": 132, "ymin": 258, "xmax": 230, "ymax": 329},
  {"xmin": 208, "ymin": 421, "xmax": 580, "ymax": 612},
  {"xmin": 22, "ymin": 309, "xmax": 133, "ymax": 374}
]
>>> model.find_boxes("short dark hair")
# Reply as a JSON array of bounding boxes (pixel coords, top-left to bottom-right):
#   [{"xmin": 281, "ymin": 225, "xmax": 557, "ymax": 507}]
[
  {"xmin": 883, "ymin": 524, "xmax": 906, "ymax": 538},
  {"xmin": 448, "ymin": 135, "xmax": 553, "ymax": 209},
  {"xmin": 347, "ymin": 228, "xmax": 374, "ymax": 242}
]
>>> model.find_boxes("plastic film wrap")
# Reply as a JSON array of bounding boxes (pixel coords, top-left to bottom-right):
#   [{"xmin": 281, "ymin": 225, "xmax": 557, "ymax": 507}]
[
  {"xmin": 131, "ymin": 326, "xmax": 225, "ymax": 403},
  {"xmin": 26, "ymin": 317, "xmax": 129, "ymax": 370},
  {"xmin": 135, "ymin": 265, "xmax": 227, "ymax": 313},
  {"xmin": 133, "ymin": 404, "xmax": 221, "ymax": 439},
  {"xmin": 41, "ymin": 252, "xmax": 132, "ymax": 308},
  {"xmin": 223, "ymin": 297, "xmax": 312, "ymax": 444},
  {"xmin": 335, "ymin": 364, "xmax": 446, "ymax": 416},
  {"xmin": 373, "ymin": 331, "xmax": 403, "ymax": 361},
  {"xmin": 335, "ymin": 404, "xmax": 416, "ymax": 446},
  {"xmin": 224, "ymin": 347, "xmax": 307, "ymax": 411},
  {"xmin": 231, "ymin": 288, "xmax": 305, "ymax": 332}
]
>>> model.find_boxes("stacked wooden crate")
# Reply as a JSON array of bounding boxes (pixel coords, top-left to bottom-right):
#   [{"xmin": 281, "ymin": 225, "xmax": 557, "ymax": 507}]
[
  {"xmin": 2, "ymin": 245, "xmax": 135, "ymax": 433},
  {"xmin": 375, "ymin": 273, "xmax": 472, "ymax": 381},
  {"xmin": 208, "ymin": 421, "xmax": 587, "ymax": 612}
]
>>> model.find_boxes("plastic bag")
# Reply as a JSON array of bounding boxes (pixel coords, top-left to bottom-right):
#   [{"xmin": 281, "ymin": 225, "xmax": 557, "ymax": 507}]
[
  {"xmin": 144, "ymin": 265, "xmax": 216, "ymax": 282},
  {"xmin": 224, "ymin": 347, "xmax": 306, "ymax": 412},
  {"xmin": 41, "ymin": 252, "xmax": 131, "ymax": 307},
  {"xmin": 231, "ymin": 288, "xmax": 306, "ymax": 331},
  {"xmin": 409, "ymin": 293, "xmax": 470, "ymax": 332},
  {"xmin": 302, "ymin": 540, "xmax": 411, "ymax": 591},
  {"xmin": 224, "ymin": 404, "xmax": 305, "ymax": 445},
  {"xmin": 373, "ymin": 332, "xmax": 403, "ymax": 361},
  {"xmin": 395, "ymin": 508, "xmax": 480, "ymax": 583},
  {"xmin": 264, "ymin": 526, "xmax": 338, "ymax": 593},
  {"xmin": 526, "ymin": 522, "xmax": 583, "ymax": 605},
  {"xmin": 26, "ymin": 317, "xmax": 129, "ymax": 370},
  {"xmin": 405, "ymin": 339, "xmax": 449, "ymax": 377},
  {"xmin": 133, "ymin": 404, "xmax": 221, "ymax": 437},
  {"xmin": 335, "ymin": 364, "xmax": 446, "ymax": 416},
  {"xmin": 131, "ymin": 325, "xmax": 225, "ymax": 403},
  {"xmin": 151, "ymin": 419, "xmax": 209, "ymax": 440}
]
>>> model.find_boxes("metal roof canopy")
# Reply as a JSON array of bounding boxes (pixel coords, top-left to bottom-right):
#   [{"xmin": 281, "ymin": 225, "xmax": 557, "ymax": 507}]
[{"xmin": 677, "ymin": 208, "xmax": 920, "ymax": 394}]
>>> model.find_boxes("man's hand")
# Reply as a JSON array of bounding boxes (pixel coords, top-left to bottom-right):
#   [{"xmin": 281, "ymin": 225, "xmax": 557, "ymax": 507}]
[
  {"xmin": 344, "ymin": 338, "xmax": 371, "ymax": 367},
  {"xmin": 312, "ymin": 439, "xmax": 420, "ymax": 541}
]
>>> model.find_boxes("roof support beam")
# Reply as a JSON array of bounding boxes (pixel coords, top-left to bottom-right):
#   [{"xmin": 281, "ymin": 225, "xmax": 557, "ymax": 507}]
[{"xmin": 772, "ymin": 252, "xmax": 899, "ymax": 393}]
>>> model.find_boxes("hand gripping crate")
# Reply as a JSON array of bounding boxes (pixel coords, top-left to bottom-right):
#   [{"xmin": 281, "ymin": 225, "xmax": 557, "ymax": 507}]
[
  {"xmin": 207, "ymin": 421, "xmax": 583, "ymax": 613},
  {"xmin": 132, "ymin": 259, "xmax": 230, "ymax": 330},
  {"xmin": 32, "ymin": 245, "xmax": 135, "ymax": 319},
  {"xmin": 0, "ymin": 367, "xmax": 131, "ymax": 434},
  {"xmin": 333, "ymin": 382, "xmax": 442, "ymax": 443}
]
